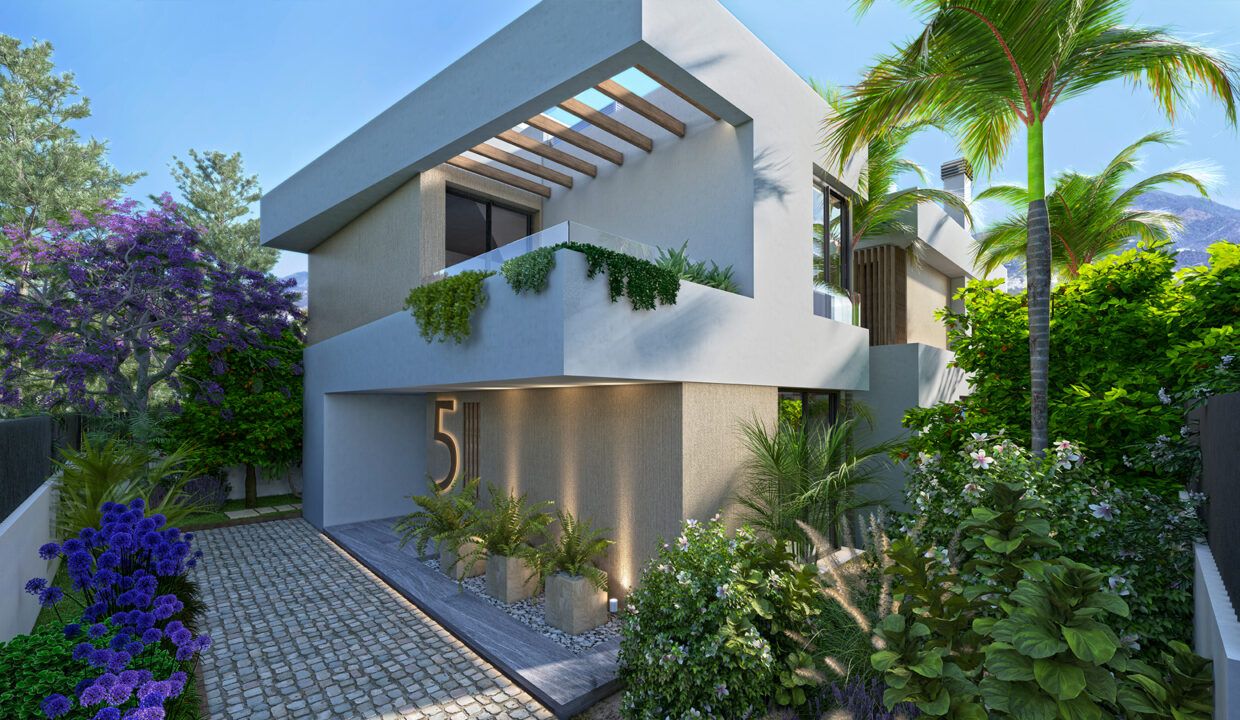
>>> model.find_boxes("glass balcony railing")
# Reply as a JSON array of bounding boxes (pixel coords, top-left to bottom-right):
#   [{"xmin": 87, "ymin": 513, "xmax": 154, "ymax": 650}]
[
  {"xmin": 428, "ymin": 221, "xmax": 661, "ymax": 284},
  {"xmin": 813, "ymin": 287, "xmax": 856, "ymax": 324}
]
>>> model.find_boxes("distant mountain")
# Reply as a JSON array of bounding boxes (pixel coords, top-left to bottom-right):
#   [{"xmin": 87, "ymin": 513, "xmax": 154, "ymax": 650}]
[
  {"xmin": 1001, "ymin": 190, "xmax": 1240, "ymax": 289},
  {"xmin": 1129, "ymin": 190, "xmax": 1240, "ymax": 268},
  {"xmin": 283, "ymin": 271, "xmax": 308, "ymax": 309}
]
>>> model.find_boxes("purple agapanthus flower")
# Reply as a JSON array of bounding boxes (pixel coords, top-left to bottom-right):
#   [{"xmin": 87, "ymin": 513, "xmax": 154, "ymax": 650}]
[{"xmin": 40, "ymin": 693, "xmax": 71, "ymax": 718}]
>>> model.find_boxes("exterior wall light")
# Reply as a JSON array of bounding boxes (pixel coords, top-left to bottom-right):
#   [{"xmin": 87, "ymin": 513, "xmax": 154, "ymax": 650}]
[{"xmin": 608, "ymin": 598, "xmax": 619, "ymax": 613}]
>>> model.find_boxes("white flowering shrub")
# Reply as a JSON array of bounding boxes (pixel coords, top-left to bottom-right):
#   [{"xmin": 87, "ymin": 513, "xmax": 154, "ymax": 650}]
[
  {"xmin": 619, "ymin": 518, "xmax": 821, "ymax": 718},
  {"xmin": 899, "ymin": 433, "xmax": 1203, "ymax": 649}
]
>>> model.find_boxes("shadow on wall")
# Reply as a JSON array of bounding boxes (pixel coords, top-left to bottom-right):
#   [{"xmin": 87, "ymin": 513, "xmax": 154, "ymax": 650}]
[{"xmin": 754, "ymin": 147, "xmax": 792, "ymax": 204}]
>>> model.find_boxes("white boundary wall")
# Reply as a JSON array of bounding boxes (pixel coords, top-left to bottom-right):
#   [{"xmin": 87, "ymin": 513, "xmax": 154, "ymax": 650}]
[
  {"xmin": 1196, "ymin": 543, "xmax": 1240, "ymax": 720},
  {"xmin": 0, "ymin": 480, "xmax": 58, "ymax": 642}
]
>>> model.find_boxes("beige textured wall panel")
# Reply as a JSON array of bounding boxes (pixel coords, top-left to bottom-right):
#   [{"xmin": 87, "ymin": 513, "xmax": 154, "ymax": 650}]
[
  {"xmin": 308, "ymin": 178, "xmax": 424, "ymax": 344},
  {"xmin": 431, "ymin": 384, "xmax": 684, "ymax": 592},
  {"xmin": 680, "ymin": 383, "xmax": 776, "ymax": 529},
  {"xmin": 905, "ymin": 262, "xmax": 950, "ymax": 348}
]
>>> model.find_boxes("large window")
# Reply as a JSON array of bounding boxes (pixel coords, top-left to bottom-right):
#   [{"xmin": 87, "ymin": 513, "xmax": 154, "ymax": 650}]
[
  {"xmin": 811, "ymin": 183, "xmax": 851, "ymax": 294},
  {"xmin": 445, "ymin": 189, "xmax": 534, "ymax": 267}
]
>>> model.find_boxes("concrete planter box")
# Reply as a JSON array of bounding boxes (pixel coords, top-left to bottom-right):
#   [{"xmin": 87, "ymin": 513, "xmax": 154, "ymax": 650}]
[
  {"xmin": 439, "ymin": 541, "xmax": 485, "ymax": 580},
  {"xmin": 486, "ymin": 554, "xmax": 540, "ymax": 603},
  {"xmin": 544, "ymin": 573, "xmax": 607, "ymax": 634}
]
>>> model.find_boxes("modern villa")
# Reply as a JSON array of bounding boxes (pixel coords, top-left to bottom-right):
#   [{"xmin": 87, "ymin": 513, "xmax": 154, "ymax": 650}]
[{"xmin": 260, "ymin": 0, "xmax": 998, "ymax": 590}]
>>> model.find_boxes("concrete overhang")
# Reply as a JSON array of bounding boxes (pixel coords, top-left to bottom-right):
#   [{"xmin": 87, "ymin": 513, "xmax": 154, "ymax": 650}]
[
  {"xmin": 857, "ymin": 201, "xmax": 991, "ymax": 280},
  {"xmin": 261, "ymin": 0, "xmax": 860, "ymax": 252}
]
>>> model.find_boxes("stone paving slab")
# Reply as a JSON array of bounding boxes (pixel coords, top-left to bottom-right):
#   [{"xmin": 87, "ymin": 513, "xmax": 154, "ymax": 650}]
[{"xmin": 189, "ymin": 518, "xmax": 555, "ymax": 720}]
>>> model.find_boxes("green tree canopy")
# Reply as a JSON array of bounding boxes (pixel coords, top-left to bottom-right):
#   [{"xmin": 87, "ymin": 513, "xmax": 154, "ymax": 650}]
[
  {"xmin": 975, "ymin": 131, "xmax": 1211, "ymax": 278},
  {"xmin": 169, "ymin": 148, "xmax": 277, "ymax": 272},
  {"xmin": 165, "ymin": 328, "xmax": 303, "ymax": 507},
  {"xmin": 0, "ymin": 35, "xmax": 139, "ymax": 241}
]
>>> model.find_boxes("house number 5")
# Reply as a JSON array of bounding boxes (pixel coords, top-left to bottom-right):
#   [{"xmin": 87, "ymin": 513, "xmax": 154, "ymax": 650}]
[{"xmin": 433, "ymin": 399, "xmax": 459, "ymax": 491}]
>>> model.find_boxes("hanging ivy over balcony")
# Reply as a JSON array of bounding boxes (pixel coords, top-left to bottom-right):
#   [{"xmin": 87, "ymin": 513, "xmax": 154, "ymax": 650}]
[
  {"xmin": 404, "ymin": 270, "xmax": 494, "ymax": 343},
  {"xmin": 500, "ymin": 242, "xmax": 679, "ymax": 310}
]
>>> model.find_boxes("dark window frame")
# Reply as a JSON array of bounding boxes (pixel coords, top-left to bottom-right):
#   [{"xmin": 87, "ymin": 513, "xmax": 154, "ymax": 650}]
[
  {"xmin": 814, "ymin": 181, "xmax": 852, "ymax": 295},
  {"xmin": 445, "ymin": 187, "xmax": 534, "ymax": 255}
]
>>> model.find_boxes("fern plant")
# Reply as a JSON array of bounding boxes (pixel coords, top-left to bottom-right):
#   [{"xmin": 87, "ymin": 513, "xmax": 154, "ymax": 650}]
[
  {"xmin": 464, "ymin": 484, "xmax": 554, "ymax": 565},
  {"xmin": 54, "ymin": 437, "xmax": 210, "ymax": 536},
  {"xmin": 536, "ymin": 510, "xmax": 613, "ymax": 590},
  {"xmin": 655, "ymin": 241, "xmax": 740, "ymax": 293},
  {"xmin": 392, "ymin": 477, "xmax": 481, "ymax": 557}
]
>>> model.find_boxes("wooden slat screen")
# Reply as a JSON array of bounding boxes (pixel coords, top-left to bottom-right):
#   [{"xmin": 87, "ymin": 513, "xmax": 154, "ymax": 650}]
[
  {"xmin": 854, "ymin": 244, "xmax": 907, "ymax": 346},
  {"xmin": 463, "ymin": 401, "xmax": 481, "ymax": 481}
]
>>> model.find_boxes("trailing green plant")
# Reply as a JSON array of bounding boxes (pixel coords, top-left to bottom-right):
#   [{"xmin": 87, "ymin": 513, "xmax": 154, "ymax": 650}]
[
  {"xmin": 54, "ymin": 437, "xmax": 211, "ymax": 536},
  {"xmin": 620, "ymin": 518, "xmax": 823, "ymax": 717},
  {"xmin": 534, "ymin": 509, "xmax": 613, "ymax": 591},
  {"xmin": 393, "ymin": 477, "xmax": 481, "ymax": 557},
  {"xmin": 873, "ymin": 473, "xmax": 1212, "ymax": 720},
  {"xmin": 404, "ymin": 270, "xmax": 494, "ymax": 343},
  {"xmin": 654, "ymin": 241, "xmax": 740, "ymax": 293},
  {"xmin": 897, "ymin": 434, "xmax": 1202, "ymax": 650},
  {"xmin": 465, "ymin": 484, "xmax": 553, "ymax": 562},
  {"xmin": 497, "ymin": 241, "xmax": 679, "ymax": 310},
  {"xmin": 906, "ymin": 241, "xmax": 1240, "ymax": 493},
  {"xmin": 736, "ymin": 417, "xmax": 891, "ymax": 560}
]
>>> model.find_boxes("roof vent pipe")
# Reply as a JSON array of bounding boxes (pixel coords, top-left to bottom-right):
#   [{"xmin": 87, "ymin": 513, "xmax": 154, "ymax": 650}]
[{"xmin": 940, "ymin": 158, "xmax": 973, "ymax": 233}]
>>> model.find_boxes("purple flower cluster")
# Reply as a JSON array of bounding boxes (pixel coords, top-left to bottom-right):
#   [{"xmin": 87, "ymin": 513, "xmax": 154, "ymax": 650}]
[
  {"xmin": 24, "ymin": 499, "xmax": 210, "ymax": 719},
  {"xmin": 0, "ymin": 194, "xmax": 301, "ymax": 413}
]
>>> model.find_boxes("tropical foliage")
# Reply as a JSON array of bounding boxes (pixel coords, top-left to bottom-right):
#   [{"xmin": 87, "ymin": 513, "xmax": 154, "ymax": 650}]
[
  {"xmin": 54, "ymin": 438, "xmax": 211, "ymax": 538},
  {"xmin": 899, "ymin": 434, "xmax": 1202, "ymax": 648},
  {"xmin": 974, "ymin": 131, "xmax": 1211, "ymax": 277},
  {"xmin": 654, "ymin": 241, "xmax": 740, "ymax": 293},
  {"xmin": 832, "ymin": 0, "xmax": 1240, "ymax": 453},
  {"xmin": 393, "ymin": 477, "xmax": 481, "ymax": 557},
  {"xmin": 905, "ymin": 241, "xmax": 1240, "ymax": 492},
  {"xmin": 534, "ymin": 510, "xmax": 613, "ymax": 591},
  {"xmin": 736, "ymin": 417, "xmax": 890, "ymax": 558},
  {"xmin": 465, "ymin": 485, "xmax": 554, "ymax": 560}
]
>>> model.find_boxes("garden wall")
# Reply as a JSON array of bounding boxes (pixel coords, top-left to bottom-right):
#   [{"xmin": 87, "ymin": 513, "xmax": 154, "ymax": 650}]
[
  {"xmin": 0, "ymin": 479, "xmax": 57, "ymax": 642},
  {"xmin": 0, "ymin": 416, "xmax": 53, "ymax": 522},
  {"xmin": 1193, "ymin": 391, "xmax": 1240, "ymax": 720}
]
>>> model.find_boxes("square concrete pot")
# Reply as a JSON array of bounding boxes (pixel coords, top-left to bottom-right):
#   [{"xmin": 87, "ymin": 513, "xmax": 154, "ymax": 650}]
[
  {"xmin": 439, "ymin": 541, "xmax": 485, "ymax": 580},
  {"xmin": 486, "ymin": 554, "xmax": 540, "ymax": 603},
  {"xmin": 545, "ymin": 572, "xmax": 607, "ymax": 634}
]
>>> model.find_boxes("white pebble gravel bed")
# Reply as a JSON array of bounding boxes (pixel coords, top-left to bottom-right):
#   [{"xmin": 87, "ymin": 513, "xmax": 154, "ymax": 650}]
[{"xmin": 425, "ymin": 558, "xmax": 622, "ymax": 654}]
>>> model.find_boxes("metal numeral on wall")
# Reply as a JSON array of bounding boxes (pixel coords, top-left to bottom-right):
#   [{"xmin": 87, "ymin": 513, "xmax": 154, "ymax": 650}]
[
  {"xmin": 433, "ymin": 399, "xmax": 459, "ymax": 491},
  {"xmin": 463, "ymin": 401, "xmax": 480, "ymax": 480}
]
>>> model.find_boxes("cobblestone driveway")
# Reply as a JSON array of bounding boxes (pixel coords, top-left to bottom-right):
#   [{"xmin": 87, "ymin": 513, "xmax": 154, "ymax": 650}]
[{"xmin": 190, "ymin": 519, "xmax": 554, "ymax": 720}]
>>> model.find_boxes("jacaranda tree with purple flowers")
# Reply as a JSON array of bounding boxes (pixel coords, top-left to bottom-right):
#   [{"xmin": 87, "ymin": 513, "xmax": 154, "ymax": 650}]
[
  {"xmin": 2, "ymin": 498, "xmax": 210, "ymax": 719},
  {"xmin": 0, "ymin": 195, "xmax": 301, "ymax": 415}
]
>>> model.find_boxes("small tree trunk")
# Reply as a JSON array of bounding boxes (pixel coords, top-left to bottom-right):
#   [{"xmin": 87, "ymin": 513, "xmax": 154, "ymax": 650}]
[
  {"xmin": 245, "ymin": 463, "xmax": 258, "ymax": 509},
  {"xmin": 1026, "ymin": 114, "xmax": 1051, "ymax": 456}
]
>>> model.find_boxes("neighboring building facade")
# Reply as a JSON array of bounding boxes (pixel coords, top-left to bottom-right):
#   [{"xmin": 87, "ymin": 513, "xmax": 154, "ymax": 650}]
[{"xmin": 261, "ymin": 0, "xmax": 989, "ymax": 588}]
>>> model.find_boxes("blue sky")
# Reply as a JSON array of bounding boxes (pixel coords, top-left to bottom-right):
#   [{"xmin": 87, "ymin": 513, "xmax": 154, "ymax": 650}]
[{"xmin": 7, "ymin": 0, "xmax": 1240, "ymax": 277}]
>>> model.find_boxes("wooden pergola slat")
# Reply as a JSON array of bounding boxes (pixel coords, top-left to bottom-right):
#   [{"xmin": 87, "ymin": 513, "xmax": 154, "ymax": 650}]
[
  {"xmin": 469, "ymin": 143, "xmax": 573, "ymax": 188},
  {"xmin": 497, "ymin": 130, "xmax": 598, "ymax": 177},
  {"xmin": 526, "ymin": 115, "xmax": 625, "ymax": 165},
  {"xmin": 634, "ymin": 64, "xmax": 721, "ymax": 121},
  {"xmin": 557, "ymin": 98, "xmax": 653, "ymax": 152},
  {"xmin": 595, "ymin": 79, "xmax": 686, "ymax": 137},
  {"xmin": 445, "ymin": 156, "xmax": 551, "ymax": 198}
]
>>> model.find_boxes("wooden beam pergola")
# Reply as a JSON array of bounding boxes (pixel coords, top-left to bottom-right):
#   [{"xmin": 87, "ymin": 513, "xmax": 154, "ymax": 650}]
[
  {"xmin": 634, "ymin": 64, "xmax": 721, "ymax": 121},
  {"xmin": 557, "ymin": 98, "xmax": 653, "ymax": 152},
  {"xmin": 445, "ymin": 156, "xmax": 551, "ymax": 198},
  {"xmin": 496, "ymin": 130, "xmax": 598, "ymax": 177},
  {"xmin": 469, "ymin": 143, "xmax": 573, "ymax": 188},
  {"xmin": 595, "ymin": 79, "xmax": 686, "ymax": 137},
  {"xmin": 526, "ymin": 115, "xmax": 625, "ymax": 165}
]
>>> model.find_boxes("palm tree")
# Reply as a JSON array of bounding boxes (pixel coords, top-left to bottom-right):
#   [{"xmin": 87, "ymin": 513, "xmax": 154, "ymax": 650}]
[
  {"xmin": 974, "ymin": 131, "xmax": 1210, "ymax": 278},
  {"xmin": 736, "ymin": 416, "xmax": 891, "ymax": 560},
  {"xmin": 829, "ymin": 0, "xmax": 1239, "ymax": 454},
  {"xmin": 811, "ymin": 81, "xmax": 973, "ymax": 288}
]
